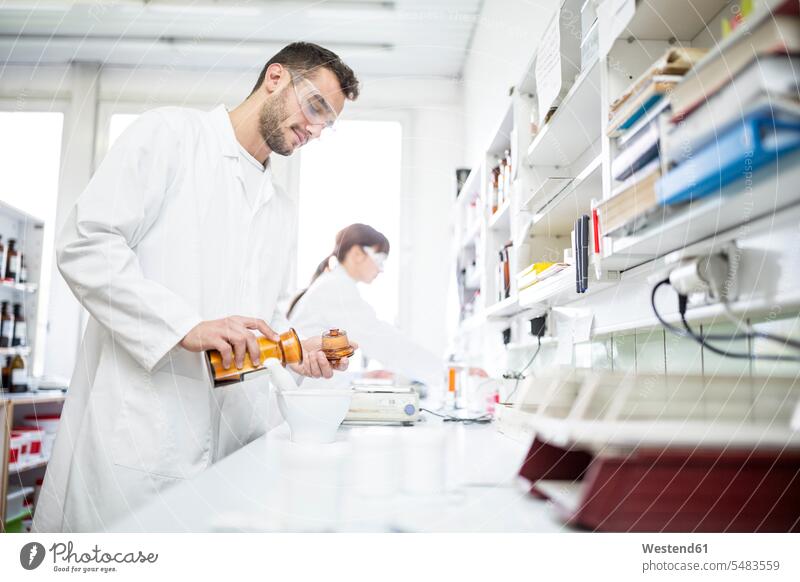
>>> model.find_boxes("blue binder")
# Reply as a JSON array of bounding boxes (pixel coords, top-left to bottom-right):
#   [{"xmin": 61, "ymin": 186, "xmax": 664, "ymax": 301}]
[{"xmin": 657, "ymin": 109, "xmax": 800, "ymax": 206}]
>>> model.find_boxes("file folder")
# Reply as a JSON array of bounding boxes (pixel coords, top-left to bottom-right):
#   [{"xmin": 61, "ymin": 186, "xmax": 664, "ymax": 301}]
[{"xmin": 657, "ymin": 108, "xmax": 800, "ymax": 206}]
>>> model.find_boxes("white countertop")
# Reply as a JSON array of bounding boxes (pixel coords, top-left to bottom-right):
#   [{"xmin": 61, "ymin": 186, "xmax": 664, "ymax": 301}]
[{"xmin": 111, "ymin": 413, "xmax": 573, "ymax": 533}]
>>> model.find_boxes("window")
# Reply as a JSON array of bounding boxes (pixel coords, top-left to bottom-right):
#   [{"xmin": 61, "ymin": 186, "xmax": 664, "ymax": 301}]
[
  {"xmin": 0, "ymin": 112, "xmax": 63, "ymax": 226},
  {"xmin": 108, "ymin": 113, "xmax": 140, "ymax": 149},
  {"xmin": 0, "ymin": 111, "xmax": 64, "ymax": 376},
  {"xmin": 296, "ymin": 120, "xmax": 403, "ymax": 324}
]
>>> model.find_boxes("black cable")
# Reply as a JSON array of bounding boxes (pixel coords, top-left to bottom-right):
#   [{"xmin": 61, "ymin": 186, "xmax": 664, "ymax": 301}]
[
  {"xmin": 679, "ymin": 312, "xmax": 757, "ymax": 360},
  {"xmin": 651, "ymin": 278, "xmax": 692, "ymax": 338},
  {"xmin": 420, "ymin": 407, "xmax": 492, "ymax": 424},
  {"xmin": 680, "ymin": 312, "xmax": 800, "ymax": 362},
  {"xmin": 505, "ymin": 333, "xmax": 542, "ymax": 402},
  {"xmin": 651, "ymin": 278, "xmax": 800, "ymax": 362}
]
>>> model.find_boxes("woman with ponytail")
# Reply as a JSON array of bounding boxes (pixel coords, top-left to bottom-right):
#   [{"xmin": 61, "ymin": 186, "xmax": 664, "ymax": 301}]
[{"xmin": 288, "ymin": 223, "xmax": 443, "ymax": 388}]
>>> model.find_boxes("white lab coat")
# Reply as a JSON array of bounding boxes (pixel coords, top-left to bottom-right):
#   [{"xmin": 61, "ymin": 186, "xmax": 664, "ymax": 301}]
[
  {"xmin": 34, "ymin": 105, "xmax": 296, "ymax": 532},
  {"xmin": 289, "ymin": 266, "xmax": 443, "ymax": 388}
]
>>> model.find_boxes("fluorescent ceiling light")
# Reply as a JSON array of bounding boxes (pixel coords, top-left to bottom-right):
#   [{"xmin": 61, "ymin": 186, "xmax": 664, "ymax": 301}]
[
  {"xmin": 143, "ymin": 0, "xmax": 395, "ymax": 17},
  {"xmin": 0, "ymin": 1, "xmax": 72, "ymax": 10},
  {"xmin": 144, "ymin": 1, "xmax": 262, "ymax": 17},
  {"xmin": 1, "ymin": 33, "xmax": 393, "ymax": 55},
  {"xmin": 305, "ymin": 1, "xmax": 395, "ymax": 19}
]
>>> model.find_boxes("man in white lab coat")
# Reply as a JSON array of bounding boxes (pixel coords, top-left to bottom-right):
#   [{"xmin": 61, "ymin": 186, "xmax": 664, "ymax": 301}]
[{"xmin": 34, "ymin": 43, "xmax": 360, "ymax": 532}]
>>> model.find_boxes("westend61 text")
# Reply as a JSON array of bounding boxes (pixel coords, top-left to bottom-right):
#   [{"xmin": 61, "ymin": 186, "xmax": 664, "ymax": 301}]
[
  {"xmin": 49, "ymin": 542, "xmax": 159, "ymax": 564},
  {"xmin": 642, "ymin": 543, "xmax": 708, "ymax": 554}
]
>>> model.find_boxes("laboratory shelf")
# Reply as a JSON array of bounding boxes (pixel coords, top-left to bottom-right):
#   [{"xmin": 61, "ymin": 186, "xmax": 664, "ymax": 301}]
[
  {"xmin": 522, "ymin": 176, "xmax": 573, "ymax": 213},
  {"xmin": 488, "ymin": 199, "xmax": 511, "ymax": 231},
  {"xmin": 9, "ymin": 456, "xmax": 48, "ymax": 474},
  {"xmin": 531, "ymin": 155, "xmax": 602, "ymax": 236},
  {"xmin": 615, "ymin": 0, "xmax": 728, "ymax": 42},
  {"xmin": 460, "ymin": 219, "xmax": 482, "ymax": 250},
  {"xmin": 518, "ymin": 265, "xmax": 620, "ymax": 310},
  {"xmin": 505, "ymin": 336, "xmax": 558, "ymax": 351},
  {"xmin": 0, "ymin": 280, "xmax": 37, "ymax": 293},
  {"xmin": 1, "ymin": 391, "xmax": 65, "ymax": 405},
  {"xmin": 601, "ymin": 153, "xmax": 800, "ymax": 271},
  {"xmin": 486, "ymin": 102, "xmax": 514, "ymax": 156},
  {"xmin": 674, "ymin": 0, "xmax": 790, "ymax": 83},
  {"xmin": 525, "ymin": 60, "xmax": 600, "ymax": 168},
  {"xmin": 485, "ymin": 295, "xmax": 523, "ymax": 319},
  {"xmin": 0, "ymin": 346, "xmax": 31, "ymax": 357}
]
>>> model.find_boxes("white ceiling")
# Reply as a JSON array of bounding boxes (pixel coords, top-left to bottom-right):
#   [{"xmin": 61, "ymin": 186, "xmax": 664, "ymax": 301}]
[{"xmin": 0, "ymin": 0, "xmax": 484, "ymax": 78}]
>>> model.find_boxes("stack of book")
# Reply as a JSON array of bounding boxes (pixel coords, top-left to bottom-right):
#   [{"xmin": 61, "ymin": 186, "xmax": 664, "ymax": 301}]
[
  {"xmin": 596, "ymin": 48, "xmax": 707, "ymax": 238},
  {"xmin": 658, "ymin": 3, "xmax": 800, "ymax": 205},
  {"xmin": 516, "ymin": 262, "xmax": 557, "ymax": 291},
  {"xmin": 516, "ymin": 262, "xmax": 571, "ymax": 295},
  {"xmin": 607, "ymin": 47, "xmax": 707, "ymax": 137}
]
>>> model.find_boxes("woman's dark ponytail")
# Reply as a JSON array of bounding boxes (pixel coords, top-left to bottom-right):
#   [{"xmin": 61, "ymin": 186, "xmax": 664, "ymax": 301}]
[
  {"xmin": 286, "ymin": 223, "xmax": 390, "ymax": 319},
  {"xmin": 287, "ymin": 254, "xmax": 333, "ymax": 317}
]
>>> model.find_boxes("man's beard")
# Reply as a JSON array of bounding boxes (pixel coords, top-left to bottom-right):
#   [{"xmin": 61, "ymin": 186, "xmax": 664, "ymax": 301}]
[{"xmin": 259, "ymin": 93, "xmax": 294, "ymax": 156}]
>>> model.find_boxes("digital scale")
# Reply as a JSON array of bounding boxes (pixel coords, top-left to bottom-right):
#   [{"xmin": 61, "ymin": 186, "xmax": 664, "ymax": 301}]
[{"xmin": 344, "ymin": 382, "xmax": 420, "ymax": 425}]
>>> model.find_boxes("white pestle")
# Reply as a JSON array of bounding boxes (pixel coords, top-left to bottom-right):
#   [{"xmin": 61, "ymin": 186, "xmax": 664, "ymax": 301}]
[{"xmin": 263, "ymin": 357, "xmax": 299, "ymax": 392}]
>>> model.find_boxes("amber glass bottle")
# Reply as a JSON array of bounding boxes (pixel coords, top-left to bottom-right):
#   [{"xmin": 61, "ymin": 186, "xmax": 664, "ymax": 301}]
[
  {"xmin": 321, "ymin": 328, "xmax": 356, "ymax": 363},
  {"xmin": 5, "ymin": 239, "xmax": 18, "ymax": 281},
  {"xmin": 12, "ymin": 303, "xmax": 26, "ymax": 347},
  {"xmin": 18, "ymin": 254, "xmax": 27, "ymax": 284},
  {"xmin": 1, "ymin": 356, "xmax": 10, "ymax": 391},
  {"xmin": 10, "ymin": 354, "xmax": 26, "ymax": 393},
  {"xmin": 205, "ymin": 328, "xmax": 303, "ymax": 387},
  {"xmin": 0, "ymin": 236, "xmax": 5, "ymax": 280},
  {"xmin": 0, "ymin": 301, "xmax": 13, "ymax": 348}
]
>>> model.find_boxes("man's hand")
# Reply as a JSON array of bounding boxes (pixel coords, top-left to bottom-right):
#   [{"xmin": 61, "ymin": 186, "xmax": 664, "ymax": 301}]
[
  {"xmin": 289, "ymin": 336, "xmax": 358, "ymax": 379},
  {"xmin": 180, "ymin": 316, "xmax": 279, "ymax": 370}
]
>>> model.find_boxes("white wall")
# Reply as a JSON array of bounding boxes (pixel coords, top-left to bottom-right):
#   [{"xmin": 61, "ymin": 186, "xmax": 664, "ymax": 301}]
[
  {"xmin": 461, "ymin": 0, "xmax": 559, "ymax": 163},
  {"xmin": 0, "ymin": 62, "xmax": 464, "ymax": 376}
]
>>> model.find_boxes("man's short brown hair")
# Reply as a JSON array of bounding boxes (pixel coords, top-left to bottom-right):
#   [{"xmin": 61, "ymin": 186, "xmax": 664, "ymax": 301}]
[{"xmin": 250, "ymin": 42, "xmax": 360, "ymax": 100}]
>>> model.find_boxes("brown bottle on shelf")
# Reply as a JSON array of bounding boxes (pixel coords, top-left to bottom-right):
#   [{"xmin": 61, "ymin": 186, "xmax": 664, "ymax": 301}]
[
  {"xmin": 0, "ymin": 236, "xmax": 5, "ymax": 280},
  {"xmin": 499, "ymin": 156, "xmax": 508, "ymax": 205},
  {"xmin": 5, "ymin": 238, "xmax": 19, "ymax": 281},
  {"xmin": 1, "ymin": 356, "xmax": 10, "ymax": 392},
  {"xmin": 18, "ymin": 253, "xmax": 27, "ymax": 284},
  {"xmin": 10, "ymin": 353, "xmax": 27, "ymax": 393},
  {"xmin": 503, "ymin": 149, "xmax": 512, "ymax": 197},
  {"xmin": 12, "ymin": 303, "xmax": 26, "ymax": 347},
  {"xmin": 0, "ymin": 301, "xmax": 13, "ymax": 348},
  {"xmin": 491, "ymin": 166, "xmax": 500, "ymax": 214},
  {"xmin": 205, "ymin": 328, "xmax": 303, "ymax": 387}
]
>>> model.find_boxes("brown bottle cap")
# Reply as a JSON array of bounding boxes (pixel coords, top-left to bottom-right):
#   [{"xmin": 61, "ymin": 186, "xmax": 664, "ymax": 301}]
[{"xmin": 322, "ymin": 328, "xmax": 355, "ymax": 361}]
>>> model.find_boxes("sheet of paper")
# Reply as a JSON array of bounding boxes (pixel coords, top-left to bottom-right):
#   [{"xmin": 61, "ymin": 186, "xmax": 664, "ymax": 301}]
[
  {"xmin": 555, "ymin": 311, "xmax": 574, "ymax": 365},
  {"xmin": 536, "ymin": 13, "xmax": 563, "ymax": 124},
  {"xmin": 553, "ymin": 307, "xmax": 594, "ymax": 344},
  {"xmin": 572, "ymin": 310, "xmax": 595, "ymax": 343}
]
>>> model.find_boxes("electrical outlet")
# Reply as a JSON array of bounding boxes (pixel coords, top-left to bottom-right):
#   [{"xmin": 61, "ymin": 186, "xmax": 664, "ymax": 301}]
[{"xmin": 663, "ymin": 243, "xmax": 739, "ymax": 305}]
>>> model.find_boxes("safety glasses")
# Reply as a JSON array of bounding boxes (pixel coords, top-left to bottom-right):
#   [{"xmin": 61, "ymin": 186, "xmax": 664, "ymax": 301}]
[
  {"xmin": 363, "ymin": 246, "xmax": 388, "ymax": 272},
  {"xmin": 290, "ymin": 71, "xmax": 338, "ymax": 130}
]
